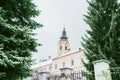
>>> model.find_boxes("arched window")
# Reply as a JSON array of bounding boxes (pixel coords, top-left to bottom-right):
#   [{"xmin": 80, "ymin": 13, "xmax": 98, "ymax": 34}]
[
  {"xmin": 71, "ymin": 60, "xmax": 74, "ymax": 65},
  {"xmin": 55, "ymin": 64, "xmax": 57, "ymax": 69},
  {"xmin": 60, "ymin": 46, "xmax": 62, "ymax": 50},
  {"xmin": 65, "ymin": 46, "xmax": 67, "ymax": 50},
  {"xmin": 63, "ymin": 62, "xmax": 65, "ymax": 67}
]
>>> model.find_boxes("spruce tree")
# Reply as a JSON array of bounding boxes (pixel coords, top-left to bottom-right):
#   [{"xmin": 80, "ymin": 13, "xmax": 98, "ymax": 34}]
[
  {"xmin": 0, "ymin": 0, "xmax": 42, "ymax": 80},
  {"xmin": 82, "ymin": 0, "xmax": 120, "ymax": 79}
]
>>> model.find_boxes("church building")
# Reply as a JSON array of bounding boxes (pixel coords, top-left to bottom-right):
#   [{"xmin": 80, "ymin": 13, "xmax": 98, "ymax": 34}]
[{"xmin": 31, "ymin": 28, "xmax": 86, "ymax": 79}]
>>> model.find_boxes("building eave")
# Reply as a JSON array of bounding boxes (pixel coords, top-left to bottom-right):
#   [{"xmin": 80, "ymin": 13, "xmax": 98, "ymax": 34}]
[{"xmin": 53, "ymin": 49, "xmax": 84, "ymax": 60}]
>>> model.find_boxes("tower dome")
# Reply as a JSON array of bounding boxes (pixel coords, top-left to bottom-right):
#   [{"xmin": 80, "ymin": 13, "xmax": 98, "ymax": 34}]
[
  {"xmin": 60, "ymin": 28, "xmax": 68, "ymax": 40},
  {"xmin": 58, "ymin": 28, "xmax": 70, "ymax": 56}
]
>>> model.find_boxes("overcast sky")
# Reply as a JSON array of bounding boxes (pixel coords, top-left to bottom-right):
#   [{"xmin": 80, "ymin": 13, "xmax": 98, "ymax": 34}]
[{"xmin": 32, "ymin": 0, "xmax": 89, "ymax": 63}]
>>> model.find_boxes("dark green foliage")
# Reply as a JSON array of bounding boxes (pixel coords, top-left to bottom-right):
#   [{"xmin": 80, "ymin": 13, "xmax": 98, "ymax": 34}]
[
  {"xmin": 82, "ymin": 0, "xmax": 120, "ymax": 80},
  {"xmin": 0, "ymin": 0, "xmax": 42, "ymax": 80},
  {"xmin": 0, "ymin": 0, "xmax": 42, "ymax": 29}
]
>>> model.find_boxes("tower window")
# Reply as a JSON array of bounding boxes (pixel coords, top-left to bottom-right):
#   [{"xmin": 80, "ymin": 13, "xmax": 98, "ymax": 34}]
[
  {"xmin": 65, "ymin": 46, "xmax": 67, "ymax": 50},
  {"xmin": 60, "ymin": 46, "xmax": 62, "ymax": 50}
]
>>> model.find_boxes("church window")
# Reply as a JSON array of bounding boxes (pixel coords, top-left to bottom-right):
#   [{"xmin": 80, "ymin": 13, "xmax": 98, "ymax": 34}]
[
  {"xmin": 35, "ymin": 70, "xmax": 37, "ymax": 73},
  {"xmin": 63, "ymin": 62, "xmax": 65, "ymax": 67},
  {"xmin": 55, "ymin": 64, "xmax": 57, "ymax": 69},
  {"xmin": 60, "ymin": 46, "xmax": 62, "ymax": 50},
  {"xmin": 65, "ymin": 46, "xmax": 67, "ymax": 50},
  {"xmin": 71, "ymin": 60, "xmax": 74, "ymax": 65},
  {"xmin": 44, "ymin": 68, "xmax": 46, "ymax": 71},
  {"xmin": 49, "ymin": 66, "xmax": 52, "ymax": 70}
]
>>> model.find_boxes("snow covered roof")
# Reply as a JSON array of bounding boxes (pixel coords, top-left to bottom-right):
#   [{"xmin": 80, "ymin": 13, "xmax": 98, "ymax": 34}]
[
  {"xmin": 31, "ymin": 49, "xmax": 84, "ymax": 69},
  {"xmin": 53, "ymin": 49, "xmax": 84, "ymax": 60},
  {"xmin": 31, "ymin": 59, "xmax": 52, "ymax": 69}
]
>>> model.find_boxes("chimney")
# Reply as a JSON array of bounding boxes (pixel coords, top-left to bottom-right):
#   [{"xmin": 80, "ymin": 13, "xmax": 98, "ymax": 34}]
[{"xmin": 48, "ymin": 56, "xmax": 51, "ymax": 59}]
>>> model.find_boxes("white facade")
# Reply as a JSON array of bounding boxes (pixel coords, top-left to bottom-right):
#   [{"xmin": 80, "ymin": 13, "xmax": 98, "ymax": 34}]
[
  {"xmin": 32, "ymin": 49, "xmax": 85, "ymax": 76},
  {"xmin": 51, "ymin": 49, "xmax": 85, "ymax": 74},
  {"xmin": 31, "ymin": 59, "xmax": 52, "ymax": 73},
  {"xmin": 32, "ymin": 49, "xmax": 85, "ymax": 72},
  {"xmin": 31, "ymin": 28, "xmax": 86, "ymax": 79}
]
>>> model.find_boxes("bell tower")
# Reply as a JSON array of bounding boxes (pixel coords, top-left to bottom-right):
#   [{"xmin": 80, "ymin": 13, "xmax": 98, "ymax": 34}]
[{"xmin": 58, "ymin": 28, "xmax": 70, "ymax": 56}]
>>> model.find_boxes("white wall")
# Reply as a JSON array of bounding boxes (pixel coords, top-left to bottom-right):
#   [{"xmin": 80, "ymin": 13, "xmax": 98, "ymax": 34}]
[
  {"xmin": 51, "ymin": 50, "xmax": 85, "ymax": 74},
  {"xmin": 32, "ymin": 49, "xmax": 86, "ymax": 79}
]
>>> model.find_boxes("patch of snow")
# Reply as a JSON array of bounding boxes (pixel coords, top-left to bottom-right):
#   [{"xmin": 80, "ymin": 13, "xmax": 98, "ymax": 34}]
[{"xmin": 31, "ymin": 59, "xmax": 52, "ymax": 69}]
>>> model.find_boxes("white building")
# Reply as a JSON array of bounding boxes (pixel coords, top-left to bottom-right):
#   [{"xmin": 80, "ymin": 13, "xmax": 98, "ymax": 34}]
[{"xmin": 31, "ymin": 28, "xmax": 86, "ymax": 79}]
